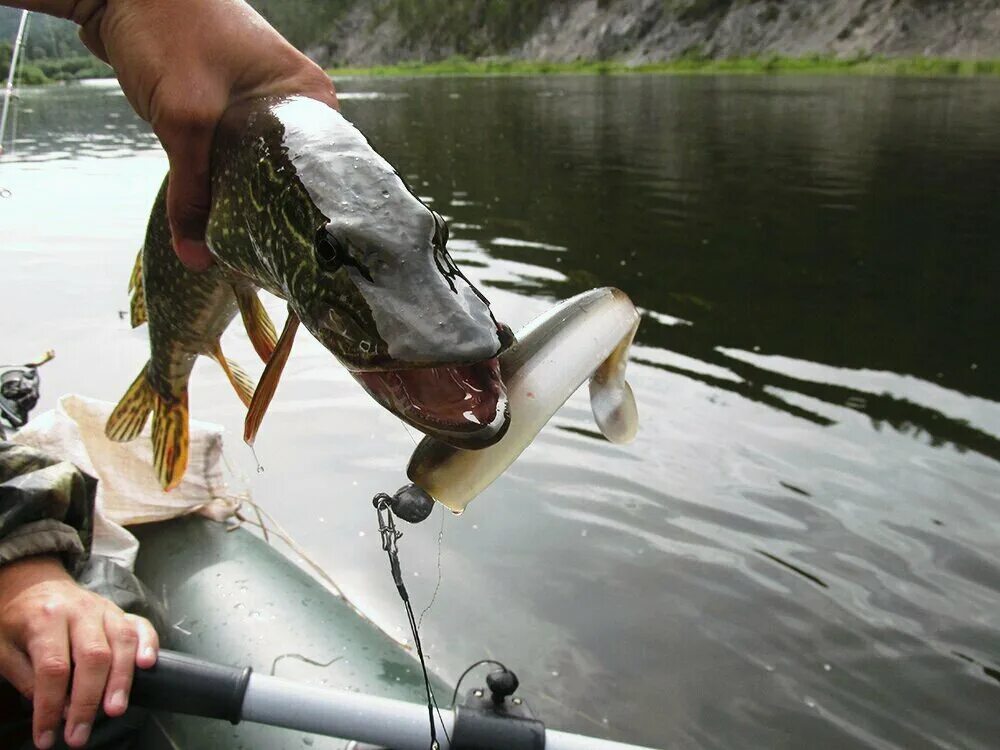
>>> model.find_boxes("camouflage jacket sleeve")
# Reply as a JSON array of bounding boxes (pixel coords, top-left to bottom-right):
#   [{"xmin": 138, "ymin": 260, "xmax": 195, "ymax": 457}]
[{"xmin": 0, "ymin": 441, "xmax": 95, "ymax": 575}]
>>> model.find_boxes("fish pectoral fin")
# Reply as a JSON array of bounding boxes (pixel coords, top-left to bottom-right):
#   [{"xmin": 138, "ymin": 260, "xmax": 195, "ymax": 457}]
[
  {"xmin": 244, "ymin": 311, "xmax": 299, "ymax": 446},
  {"xmin": 211, "ymin": 343, "xmax": 255, "ymax": 408},
  {"xmin": 152, "ymin": 392, "xmax": 189, "ymax": 492},
  {"xmin": 128, "ymin": 248, "xmax": 143, "ymax": 293},
  {"xmin": 234, "ymin": 285, "xmax": 278, "ymax": 363},
  {"xmin": 130, "ymin": 285, "xmax": 148, "ymax": 328},
  {"xmin": 128, "ymin": 249, "xmax": 147, "ymax": 328},
  {"xmin": 106, "ymin": 364, "xmax": 155, "ymax": 442}
]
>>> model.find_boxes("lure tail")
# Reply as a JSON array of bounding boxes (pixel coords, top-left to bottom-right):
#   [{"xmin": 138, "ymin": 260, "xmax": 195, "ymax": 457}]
[{"xmin": 106, "ymin": 363, "xmax": 189, "ymax": 491}]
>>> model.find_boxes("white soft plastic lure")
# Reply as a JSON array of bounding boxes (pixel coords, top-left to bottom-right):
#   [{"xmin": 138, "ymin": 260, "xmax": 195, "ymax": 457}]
[{"xmin": 407, "ymin": 287, "xmax": 640, "ymax": 512}]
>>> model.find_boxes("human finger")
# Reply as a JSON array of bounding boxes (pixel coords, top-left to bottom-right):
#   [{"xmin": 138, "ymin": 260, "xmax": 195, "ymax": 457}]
[
  {"xmin": 75, "ymin": 2, "xmax": 109, "ymax": 64},
  {"xmin": 102, "ymin": 610, "xmax": 139, "ymax": 717},
  {"xmin": 25, "ymin": 605, "xmax": 71, "ymax": 750},
  {"xmin": 128, "ymin": 614, "xmax": 159, "ymax": 669},
  {"xmin": 0, "ymin": 643, "xmax": 34, "ymax": 699},
  {"xmin": 160, "ymin": 115, "xmax": 217, "ymax": 271},
  {"xmin": 64, "ymin": 613, "xmax": 113, "ymax": 747}
]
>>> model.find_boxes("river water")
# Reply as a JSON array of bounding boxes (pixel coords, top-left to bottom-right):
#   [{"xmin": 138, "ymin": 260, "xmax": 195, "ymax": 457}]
[{"xmin": 2, "ymin": 75, "xmax": 998, "ymax": 749}]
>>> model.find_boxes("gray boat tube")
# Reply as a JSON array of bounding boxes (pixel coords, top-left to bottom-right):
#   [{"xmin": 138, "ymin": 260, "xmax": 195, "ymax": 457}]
[{"xmin": 407, "ymin": 287, "xmax": 640, "ymax": 512}]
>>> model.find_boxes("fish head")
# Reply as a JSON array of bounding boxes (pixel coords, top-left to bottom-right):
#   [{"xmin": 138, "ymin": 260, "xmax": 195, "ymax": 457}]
[
  {"xmin": 271, "ymin": 98, "xmax": 512, "ymax": 448},
  {"xmin": 298, "ymin": 210, "xmax": 511, "ymax": 448}
]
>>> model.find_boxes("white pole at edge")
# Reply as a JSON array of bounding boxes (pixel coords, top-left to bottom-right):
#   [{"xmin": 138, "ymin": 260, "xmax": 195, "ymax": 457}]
[{"xmin": 0, "ymin": 10, "xmax": 30, "ymax": 155}]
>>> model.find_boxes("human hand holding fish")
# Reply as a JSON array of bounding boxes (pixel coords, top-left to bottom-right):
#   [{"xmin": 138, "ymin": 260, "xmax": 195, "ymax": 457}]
[{"xmin": 6, "ymin": 0, "xmax": 338, "ymax": 270}]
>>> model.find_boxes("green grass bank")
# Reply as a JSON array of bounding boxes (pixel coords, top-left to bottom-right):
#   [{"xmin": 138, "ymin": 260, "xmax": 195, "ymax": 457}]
[
  {"xmin": 7, "ymin": 54, "xmax": 1000, "ymax": 86},
  {"xmin": 328, "ymin": 55, "xmax": 1000, "ymax": 78}
]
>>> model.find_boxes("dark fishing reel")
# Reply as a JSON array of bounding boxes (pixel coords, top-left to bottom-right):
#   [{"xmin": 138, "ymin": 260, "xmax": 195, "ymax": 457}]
[
  {"xmin": 0, "ymin": 351, "xmax": 54, "ymax": 438},
  {"xmin": 0, "ymin": 367, "xmax": 40, "ymax": 436}
]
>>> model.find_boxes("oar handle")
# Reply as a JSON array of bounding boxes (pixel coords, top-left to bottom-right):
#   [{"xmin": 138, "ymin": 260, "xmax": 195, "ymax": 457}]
[{"xmin": 131, "ymin": 649, "xmax": 252, "ymax": 725}]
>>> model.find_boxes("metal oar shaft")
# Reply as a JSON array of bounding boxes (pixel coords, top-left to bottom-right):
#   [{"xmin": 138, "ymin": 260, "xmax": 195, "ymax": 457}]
[
  {"xmin": 132, "ymin": 650, "xmax": 661, "ymax": 750},
  {"xmin": 244, "ymin": 672, "xmax": 656, "ymax": 750},
  {"xmin": 243, "ymin": 672, "xmax": 453, "ymax": 749}
]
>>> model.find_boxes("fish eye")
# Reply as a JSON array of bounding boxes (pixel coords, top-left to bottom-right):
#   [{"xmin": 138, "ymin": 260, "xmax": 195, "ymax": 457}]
[{"xmin": 315, "ymin": 229, "xmax": 345, "ymax": 271}]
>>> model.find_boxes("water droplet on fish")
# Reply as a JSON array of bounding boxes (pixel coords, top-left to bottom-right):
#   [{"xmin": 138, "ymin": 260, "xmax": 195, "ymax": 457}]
[
  {"xmin": 382, "ymin": 190, "xmax": 390, "ymax": 198},
  {"xmin": 451, "ymin": 508, "xmax": 464, "ymax": 517}
]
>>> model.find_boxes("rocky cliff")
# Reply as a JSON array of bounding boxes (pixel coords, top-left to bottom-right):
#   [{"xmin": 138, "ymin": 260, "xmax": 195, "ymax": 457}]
[{"xmin": 306, "ymin": 0, "xmax": 1000, "ymax": 67}]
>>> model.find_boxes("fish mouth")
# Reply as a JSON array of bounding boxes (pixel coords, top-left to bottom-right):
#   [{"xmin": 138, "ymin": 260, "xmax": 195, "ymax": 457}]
[{"xmin": 352, "ymin": 357, "xmax": 510, "ymax": 449}]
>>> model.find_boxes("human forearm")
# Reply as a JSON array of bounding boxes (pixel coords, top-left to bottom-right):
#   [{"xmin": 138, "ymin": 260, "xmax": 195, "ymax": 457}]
[{"xmin": 0, "ymin": 442, "xmax": 94, "ymax": 572}]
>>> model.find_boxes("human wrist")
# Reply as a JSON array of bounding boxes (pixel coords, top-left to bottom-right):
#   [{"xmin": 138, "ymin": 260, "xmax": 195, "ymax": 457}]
[{"xmin": 0, "ymin": 555, "xmax": 73, "ymax": 600}]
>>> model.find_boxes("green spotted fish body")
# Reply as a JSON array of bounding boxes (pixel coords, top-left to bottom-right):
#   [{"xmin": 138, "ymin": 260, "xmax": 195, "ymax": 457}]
[
  {"xmin": 106, "ymin": 180, "xmax": 266, "ymax": 490},
  {"xmin": 108, "ymin": 96, "xmax": 509, "ymax": 490}
]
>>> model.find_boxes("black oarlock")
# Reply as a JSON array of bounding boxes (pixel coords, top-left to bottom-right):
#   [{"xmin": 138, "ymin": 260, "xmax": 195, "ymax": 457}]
[{"xmin": 486, "ymin": 668, "xmax": 520, "ymax": 704}]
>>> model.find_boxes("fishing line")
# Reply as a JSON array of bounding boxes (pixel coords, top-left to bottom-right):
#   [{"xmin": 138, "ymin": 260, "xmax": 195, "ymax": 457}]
[
  {"xmin": 416, "ymin": 507, "xmax": 445, "ymax": 631},
  {"xmin": 399, "ymin": 419, "xmax": 420, "ymax": 448},
  {"xmin": 373, "ymin": 493, "xmax": 450, "ymax": 749},
  {"xmin": 269, "ymin": 651, "xmax": 342, "ymax": 676}
]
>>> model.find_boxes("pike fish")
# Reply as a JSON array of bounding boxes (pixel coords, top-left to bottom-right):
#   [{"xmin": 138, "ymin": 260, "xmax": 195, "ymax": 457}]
[
  {"xmin": 407, "ymin": 287, "xmax": 640, "ymax": 513},
  {"xmin": 107, "ymin": 96, "xmax": 510, "ymax": 490}
]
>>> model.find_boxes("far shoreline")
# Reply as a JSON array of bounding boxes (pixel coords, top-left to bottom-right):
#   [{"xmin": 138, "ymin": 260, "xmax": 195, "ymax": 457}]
[
  {"xmin": 326, "ymin": 55, "xmax": 1000, "ymax": 79},
  {"xmin": 9, "ymin": 54, "xmax": 1000, "ymax": 87}
]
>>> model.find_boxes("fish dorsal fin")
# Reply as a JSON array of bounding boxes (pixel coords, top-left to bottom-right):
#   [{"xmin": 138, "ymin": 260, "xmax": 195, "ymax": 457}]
[
  {"xmin": 233, "ymin": 285, "xmax": 278, "ymax": 363},
  {"xmin": 128, "ymin": 249, "xmax": 147, "ymax": 328},
  {"xmin": 211, "ymin": 343, "xmax": 255, "ymax": 408},
  {"xmin": 244, "ymin": 310, "xmax": 299, "ymax": 446}
]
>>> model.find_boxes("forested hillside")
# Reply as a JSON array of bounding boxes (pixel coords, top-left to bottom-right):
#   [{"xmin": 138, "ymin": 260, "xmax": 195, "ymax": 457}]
[{"xmin": 3, "ymin": 0, "xmax": 1000, "ymax": 80}]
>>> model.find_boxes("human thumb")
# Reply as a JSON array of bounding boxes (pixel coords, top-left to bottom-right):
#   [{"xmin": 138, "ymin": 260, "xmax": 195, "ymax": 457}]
[{"xmin": 163, "ymin": 125, "xmax": 216, "ymax": 271}]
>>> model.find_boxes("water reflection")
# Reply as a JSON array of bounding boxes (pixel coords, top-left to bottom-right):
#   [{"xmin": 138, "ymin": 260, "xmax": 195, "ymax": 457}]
[
  {"xmin": 2, "ymin": 76, "xmax": 999, "ymax": 749},
  {"xmin": 2, "ymin": 80, "xmax": 158, "ymax": 160},
  {"xmin": 339, "ymin": 75, "xmax": 1000, "ymax": 459}
]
